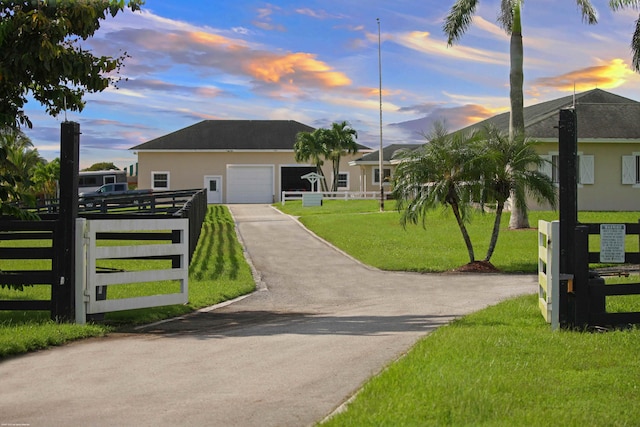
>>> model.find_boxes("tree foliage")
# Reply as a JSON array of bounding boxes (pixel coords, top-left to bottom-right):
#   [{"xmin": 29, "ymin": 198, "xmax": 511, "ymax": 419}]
[
  {"xmin": 0, "ymin": 0, "xmax": 144, "ymax": 128},
  {"xmin": 392, "ymin": 123, "xmax": 556, "ymax": 267},
  {"xmin": 0, "ymin": 128, "xmax": 40, "ymax": 219},
  {"xmin": 443, "ymin": 0, "xmax": 595, "ymax": 229},
  {"xmin": 82, "ymin": 161, "xmax": 119, "ymax": 171},
  {"xmin": 294, "ymin": 121, "xmax": 359, "ymax": 192}
]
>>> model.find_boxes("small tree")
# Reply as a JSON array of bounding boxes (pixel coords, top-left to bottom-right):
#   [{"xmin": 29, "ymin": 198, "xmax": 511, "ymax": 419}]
[
  {"xmin": 33, "ymin": 158, "xmax": 61, "ymax": 199},
  {"xmin": 325, "ymin": 121, "xmax": 359, "ymax": 191},
  {"xmin": 392, "ymin": 123, "xmax": 485, "ymax": 264},
  {"xmin": 294, "ymin": 129, "xmax": 329, "ymax": 191},
  {"xmin": 473, "ymin": 126, "xmax": 557, "ymax": 262}
]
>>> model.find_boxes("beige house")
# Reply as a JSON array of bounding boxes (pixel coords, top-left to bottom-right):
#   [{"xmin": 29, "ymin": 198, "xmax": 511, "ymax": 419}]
[
  {"xmin": 349, "ymin": 143, "xmax": 422, "ymax": 194},
  {"xmin": 364, "ymin": 89, "xmax": 640, "ymax": 211},
  {"xmin": 463, "ymin": 88, "xmax": 640, "ymax": 211},
  {"xmin": 131, "ymin": 120, "xmax": 371, "ymax": 204}
]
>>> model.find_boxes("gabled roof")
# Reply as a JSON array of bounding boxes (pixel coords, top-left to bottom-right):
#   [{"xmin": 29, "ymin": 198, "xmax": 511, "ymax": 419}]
[
  {"xmin": 460, "ymin": 88, "xmax": 640, "ymax": 139},
  {"xmin": 350, "ymin": 143, "xmax": 423, "ymax": 165},
  {"xmin": 131, "ymin": 120, "xmax": 316, "ymax": 151}
]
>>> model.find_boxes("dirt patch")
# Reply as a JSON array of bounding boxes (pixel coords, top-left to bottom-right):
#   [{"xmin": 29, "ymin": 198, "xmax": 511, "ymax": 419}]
[{"xmin": 451, "ymin": 260, "xmax": 501, "ymax": 273}]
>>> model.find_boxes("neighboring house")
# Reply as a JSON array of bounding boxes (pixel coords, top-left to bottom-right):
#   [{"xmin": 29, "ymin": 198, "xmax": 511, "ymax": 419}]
[
  {"xmin": 367, "ymin": 89, "xmax": 640, "ymax": 211},
  {"xmin": 349, "ymin": 143, "xmax": 423, "ymax": 193},
  {"xmin": 458, "ymin": 88, "xmax": 640, "ymax": 211},
  {"xmin": 131, "ymin": 120, "xmax": 371, "ymax": 204}
]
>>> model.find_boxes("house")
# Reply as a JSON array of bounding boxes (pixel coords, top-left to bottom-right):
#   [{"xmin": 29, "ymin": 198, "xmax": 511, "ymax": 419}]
[
  {"xmin": 460, "ymin": 88, "xmax": 640, "ymax": 211},
  {"xmin": 363, "ymin": 89, "xmax": 640, "ymax": 211},
  {"xmin": 349, "ymin": 143, "xmax": 423, "ymax": 193},
  {"xmin": 131, "ymin": 120, "xmax": 371, "ymax": 204}
]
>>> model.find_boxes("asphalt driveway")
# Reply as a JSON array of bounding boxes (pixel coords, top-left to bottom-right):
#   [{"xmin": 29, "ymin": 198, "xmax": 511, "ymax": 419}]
[{"xmin": 0, "ymin": 204, "xmax": 537, "ymax": 426}]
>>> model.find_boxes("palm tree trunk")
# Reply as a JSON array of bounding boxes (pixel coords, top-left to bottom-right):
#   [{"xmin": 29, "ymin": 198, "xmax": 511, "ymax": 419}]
[
  {"xmin": 451, "ymin": 201, "xmax": 475, "ymax": 263},
  {"xmin": 508, "ymin": 2, "xmax": 530, "ymax": 229},
  {"xmin": 484, "ymin": 202, "xmax": 504, "ymax": 262}
]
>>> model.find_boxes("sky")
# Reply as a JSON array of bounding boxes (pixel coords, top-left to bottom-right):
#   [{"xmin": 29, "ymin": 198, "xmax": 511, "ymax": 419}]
[{"xmin": 20, "ymin": 0, "xmax": 640, "ymax": 170}]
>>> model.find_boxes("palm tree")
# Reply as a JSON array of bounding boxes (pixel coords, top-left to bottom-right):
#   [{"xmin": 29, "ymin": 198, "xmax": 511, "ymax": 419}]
[
  {"xmin": 392, "ymin": 123, "xmax": 485, "ymax": 264},
  {"xmin": 325, "ymin": 121, "xmax": 359, "ymax": 191},
  {"xmin": 0, "ymin": 128, "xmax": 39, "ymax": 218},
  {"xmin": 444, "ymin": 0, "xmax": 597, "ymax": 228},
  {"xmin": 610, "ymin": 1, "xmax": 640, "ymax": 71},
  {"xmin": 294, "ymin": 128, "xmax": 329, "ymax": 191},
  {"xmin": 474, "ymin": 126, "xmax": 557, "ymax": 262},
  {"xmin": 32, "ymin": 158, "xmax": 60, "ymax": 199}
]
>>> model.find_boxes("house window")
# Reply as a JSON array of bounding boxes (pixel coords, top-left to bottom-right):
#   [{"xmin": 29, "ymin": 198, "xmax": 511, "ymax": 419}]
[
  {"xmin": 337, "ymin": 172, "xmax": 349, "ymax": 189},
  {"xmin": 373, "ymin": 168, "xmax": 391, "ymax": 185},
  {"xmin": 152, "ymin": 171, "xmax": 169, "ymax": 190},
  {"xmin": 543, "ymin": 153, "xmax": 592, "ymax": 185},
  {"xmin": 622, "ymin": 153, "xmax": 640, "ymax": 185}
]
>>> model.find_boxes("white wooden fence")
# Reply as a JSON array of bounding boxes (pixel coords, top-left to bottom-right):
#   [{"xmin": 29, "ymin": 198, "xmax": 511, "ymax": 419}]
[
  {"xmin": 281, "ymin": 191, "xmax": 379, "ymax": 205},
  {"xmin": 75, "ymin": 217, "xmax": 189, "ymax": 324},
  {"xmin": 538, "ymin": 220, "xmax": 559, "ymax": 329}
]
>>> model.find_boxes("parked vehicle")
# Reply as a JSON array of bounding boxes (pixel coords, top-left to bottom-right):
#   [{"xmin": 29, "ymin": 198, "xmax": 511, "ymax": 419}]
[
  {"xmin": 79, "ymin": 183, "xmax": 151, "ymax": 207},
  {"xmin": 78, "ymin": 170, "xmax": 127, "ymax": 194}
]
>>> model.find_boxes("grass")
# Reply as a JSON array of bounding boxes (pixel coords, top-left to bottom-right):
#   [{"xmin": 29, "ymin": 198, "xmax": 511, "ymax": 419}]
[
  {"xmin": 0, "ymin": 205, "xmax": 255, "ymax": 357},
  {"xmin": 275, "ymin": 201, "xmax": 640, "ymax": 426},
  {"xmin": 322, "ymin": 294, "xmax": 640, "ymax": 427},
  {"xmin": 279, "ymin": 200, "xmax": 640, "ymax": 273}
]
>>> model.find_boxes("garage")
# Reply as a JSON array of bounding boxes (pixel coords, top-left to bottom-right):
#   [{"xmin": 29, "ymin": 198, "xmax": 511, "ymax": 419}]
[
  {"xmin": 227, "ymin": 165, "xmax": 274, "ymax": 203},
  {"xmin": 281, "ymin": 166, "xmax": 315, "ymax": 192}
]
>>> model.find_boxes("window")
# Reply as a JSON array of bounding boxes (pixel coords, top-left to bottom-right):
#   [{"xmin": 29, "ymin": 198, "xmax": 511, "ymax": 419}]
[
  {"xmin": 373, "ymin": 168, "xmax": 391, "ymax": 185},
  {"xmin": 103, "ymin": 175, "xmax": 116, "ymax": 185},
  {"xmin": 337, "ymin": 172, "xmax": 349, "ymax": 189},
  {"xmin": 542, "ymin": 153, "xmax": 593, "ymax": 185},
  {"xmin": 152, "ymin": 171, "xmax": 169, "ymax": 190},
  {"xmin": 622, "ymin": 153, "xmax": 640, "ymax": 185}
]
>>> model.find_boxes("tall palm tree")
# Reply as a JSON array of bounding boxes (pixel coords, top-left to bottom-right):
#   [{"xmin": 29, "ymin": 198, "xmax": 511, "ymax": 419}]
[
  {"xmin": 444, "ymin": 0, "xmax": 597, "ymax": 228},
  {"xmin": 392, "ymin": 123, "xmax": 486, "ymax": 264},
  {"xmin": 32, "ymin": 158, "xmax": 60, "ymax": 199},
  {"xmin": 474, "ymin": 126, "xmax": 557, "ymax": 262},
  {"xmin": 610, "ymin": 1, "xmax": 640, "ymax": 71},
  {"xmin": 326, "ymin": 121, "xmax": 359, "ymax": 191},
  {"xmin": 294, "ymin": 128, "xmax": 329, "ymax": 191}
]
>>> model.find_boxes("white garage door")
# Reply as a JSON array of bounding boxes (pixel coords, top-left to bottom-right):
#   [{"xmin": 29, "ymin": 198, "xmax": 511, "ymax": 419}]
[{"xmin": 227, "ymin": 165, "xmax": 274, "ymax": 203}]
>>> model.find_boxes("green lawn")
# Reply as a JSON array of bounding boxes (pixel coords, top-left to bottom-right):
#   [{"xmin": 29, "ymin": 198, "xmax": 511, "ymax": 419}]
[
  {"xmin": 275, "ymin": 201, "xmax": 640, "ymax": 426},
  {"xmin": 0, "ymin": 205, "xmax": 255, "ymax": 357}
]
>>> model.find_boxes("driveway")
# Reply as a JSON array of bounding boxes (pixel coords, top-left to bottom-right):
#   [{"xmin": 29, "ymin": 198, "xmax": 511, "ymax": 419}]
[{"xmin": 0, "ymin": 204, "xmax": 537, "ymax": 427}]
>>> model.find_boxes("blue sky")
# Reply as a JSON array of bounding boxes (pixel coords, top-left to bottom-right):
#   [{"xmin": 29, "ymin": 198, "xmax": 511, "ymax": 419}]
[{"xmin": 21, "ymin": 0, "xmax": 640, "ymax": 169}]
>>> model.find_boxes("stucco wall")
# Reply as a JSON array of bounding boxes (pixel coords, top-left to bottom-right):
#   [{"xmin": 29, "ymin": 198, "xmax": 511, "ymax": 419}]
[
  {"xmin": 136, "ymin": 150, "xmax": 366, "ymax": 203},
  {"xmin": 533, "ymin": 141, "xmax": 640, "ymax": 211}
]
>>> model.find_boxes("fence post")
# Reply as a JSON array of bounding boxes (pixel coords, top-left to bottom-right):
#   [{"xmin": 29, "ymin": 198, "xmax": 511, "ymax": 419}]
[
  {"xmin": 52, "ymin": 121, "xmax": 79, "ymax": 321},
  {"xmin": 75, "ymin": 218, "xmax": 87, "ymax": 325}
]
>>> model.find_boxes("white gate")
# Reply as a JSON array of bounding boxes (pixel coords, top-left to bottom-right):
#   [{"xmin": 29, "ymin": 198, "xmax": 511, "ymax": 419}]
[
  {"xmin": 75, "ymin": 217, "xmax": 189, "ymax": 324},
  {"xmin": 538, "ymin": 220, "xmax": 559, "ymax": 330}
]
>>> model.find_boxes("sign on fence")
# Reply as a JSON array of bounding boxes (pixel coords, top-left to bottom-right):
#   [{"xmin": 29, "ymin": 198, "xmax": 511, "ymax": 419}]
[{"xmin": 599, "ymin": 224, "xmax": 626, "ymax": 263}]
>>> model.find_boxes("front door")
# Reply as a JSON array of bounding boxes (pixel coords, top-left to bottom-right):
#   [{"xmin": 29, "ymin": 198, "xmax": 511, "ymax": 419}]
[{"xmin": 204, "ymin": 176, "xmax": 222, "ymax": 204}]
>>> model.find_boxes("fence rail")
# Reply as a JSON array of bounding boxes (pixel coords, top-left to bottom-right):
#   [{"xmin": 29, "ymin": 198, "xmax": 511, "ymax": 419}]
[
  {"xmin": 281, "ymin": 191, "xmax": 380, "ymax": 205},
  {"xmin": 0, "ymin": 220, "xmax": 59, "ymax": 312},
  {"xmin": 76, "ymin": 217, "xmax": 189, "ymax": 324}
]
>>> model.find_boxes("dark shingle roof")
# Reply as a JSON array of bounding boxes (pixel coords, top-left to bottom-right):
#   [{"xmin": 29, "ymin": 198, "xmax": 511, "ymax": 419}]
[
  {"xmin": 460, "ymin": 88, "xmax": 640, "ymax": 139},
  {"xmin": 351, "ymin": 143, "xmax": 423, "ymax": 164},
  {"xmin": 131, "ymin": 120, "xmax": 317, "ymax": 151}
]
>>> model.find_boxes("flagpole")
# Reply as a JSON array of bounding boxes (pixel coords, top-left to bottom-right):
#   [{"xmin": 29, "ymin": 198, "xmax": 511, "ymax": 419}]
[{"xmin": 377, "ymin": 17, "xmax": 384, "ymax": 212}]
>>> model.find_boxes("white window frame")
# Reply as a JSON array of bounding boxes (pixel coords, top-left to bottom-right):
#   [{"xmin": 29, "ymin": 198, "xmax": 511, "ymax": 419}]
[
  {"xmin": 373, "ymin": 167, "xmax": 391, "ymax": 186},
  {"xmin": 151, "ymin": 171, "xmax": 170, "ymax": 190},
  {"xmin": 336, "ymin": 172, "xmax": 349, "ymax": 189},
  {"xmin": 622, "ymin": 152, "xmax": 640, "ymax": 187},
  {"xmin": 541, "ymin": 152, "xmax": 593, "ymax": 186}
]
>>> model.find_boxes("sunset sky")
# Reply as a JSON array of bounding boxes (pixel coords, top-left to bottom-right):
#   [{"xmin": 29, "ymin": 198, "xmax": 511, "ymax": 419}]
[{"xmin": 21, "ymin": 0, "xmax": 640, "ymax": 169}]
